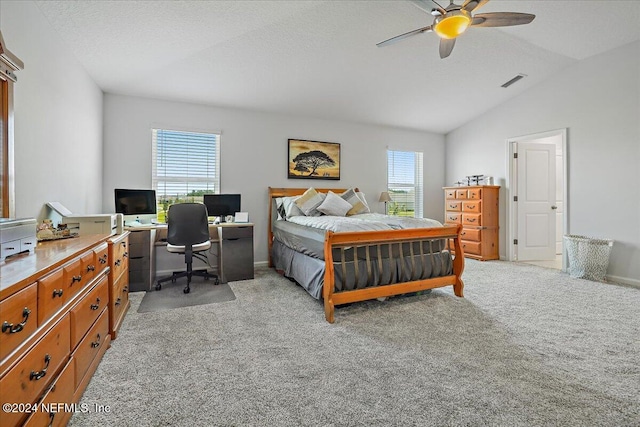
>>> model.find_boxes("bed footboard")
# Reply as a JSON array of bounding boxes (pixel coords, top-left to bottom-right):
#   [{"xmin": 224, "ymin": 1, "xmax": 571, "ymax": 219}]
[{"xmin": 322, "ymin": 225, "xmax": 464, "ymax": 323}]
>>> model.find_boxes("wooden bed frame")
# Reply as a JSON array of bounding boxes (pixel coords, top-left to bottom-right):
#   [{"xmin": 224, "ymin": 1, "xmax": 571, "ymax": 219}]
[{"xmin": 268, "ymin": 187, "xmax": 465, "ymax": 323}]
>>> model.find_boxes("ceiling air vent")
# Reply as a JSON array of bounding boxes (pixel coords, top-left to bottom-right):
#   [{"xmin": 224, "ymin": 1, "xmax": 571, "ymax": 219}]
[{"xmin": 501, "ymin": 73, "xmax": 527, "ymax": 88}]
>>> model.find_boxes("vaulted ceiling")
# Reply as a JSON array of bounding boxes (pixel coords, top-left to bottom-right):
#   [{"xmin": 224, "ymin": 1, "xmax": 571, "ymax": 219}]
[{"xmin": 34, "ymin": 0, "xmax": 640, "ymax": 133}]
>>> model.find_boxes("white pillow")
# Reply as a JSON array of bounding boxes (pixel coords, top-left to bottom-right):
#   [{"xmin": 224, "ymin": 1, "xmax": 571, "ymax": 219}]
[
  {"xmin": 356, "ymin": 192, "xmax": 371, "ymax": 213},
  {"xmin": 295, "ymin": 187, "xmax": 325, "ymax": 216},
  {"xmin": 317, "ymin": 191, "xmax": 353, "ymax": 216}
]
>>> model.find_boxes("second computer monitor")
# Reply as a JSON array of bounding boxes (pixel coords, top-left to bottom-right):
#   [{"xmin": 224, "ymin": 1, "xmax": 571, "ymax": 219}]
[{"xmin": 203, "ymin": 194, "xmax": 241, "ymax": 222}]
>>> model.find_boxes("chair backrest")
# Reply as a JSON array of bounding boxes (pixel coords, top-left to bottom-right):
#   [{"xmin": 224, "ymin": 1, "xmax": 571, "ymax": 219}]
[{"xmin": 166, "ymin": 203, "xmax": 210, "ymax": 246}]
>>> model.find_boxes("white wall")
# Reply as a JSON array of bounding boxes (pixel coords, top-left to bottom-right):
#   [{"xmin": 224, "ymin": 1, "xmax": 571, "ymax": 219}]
[
  {"xmin": 1, "ymin": 1, "xmax": 104, "ymax": 220},
  {"xmin": 446, "ymin": 41, "xmax": 640, "ymax": 285},
  {"xmin": 102, "ymin": 94, "xmax": 445, "ymax": 264}
]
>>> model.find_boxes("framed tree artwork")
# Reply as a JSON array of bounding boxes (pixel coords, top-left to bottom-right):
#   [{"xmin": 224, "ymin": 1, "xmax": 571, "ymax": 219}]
[{"xmin": 288, "ymin": 139, "xmax": 341, "ymax": 180}]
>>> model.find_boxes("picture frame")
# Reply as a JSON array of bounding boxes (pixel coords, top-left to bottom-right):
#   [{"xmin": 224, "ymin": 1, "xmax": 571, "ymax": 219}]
[
  {"xmin": 234, "ymin": 212, "xmax": 249, "ymax": 223},
  {"xmin": 288, "ymin": 139, "xmax": 340, "ymax": 180}
]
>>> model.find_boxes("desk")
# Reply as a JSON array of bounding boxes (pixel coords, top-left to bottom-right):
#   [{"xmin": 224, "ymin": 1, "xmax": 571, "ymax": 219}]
[{"xmin": 125, "ymin": 223, "xmax": 254, "ymax": 289}]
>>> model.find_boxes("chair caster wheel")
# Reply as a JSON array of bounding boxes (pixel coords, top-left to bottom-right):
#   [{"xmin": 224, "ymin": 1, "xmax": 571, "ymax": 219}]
[
  {"xmin": 171, "ymin": 278, "xmax": 176, "ymax": 284},
  {"xmin": 155, "ymin": 284, "xmax": 162, "ymax": 291},
  {"xmin": 183, "ymin": 287, "xmax": 190, "ymax": 294},
  {"xmin": 214, "ymin": 278, "xmax": 220, "ymax": 286}
]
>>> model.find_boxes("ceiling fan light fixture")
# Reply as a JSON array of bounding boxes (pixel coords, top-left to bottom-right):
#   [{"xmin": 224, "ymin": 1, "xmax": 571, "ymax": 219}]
[{"xmin": 433, "ymin": 11, "xmax": 471, "ymax": 39}]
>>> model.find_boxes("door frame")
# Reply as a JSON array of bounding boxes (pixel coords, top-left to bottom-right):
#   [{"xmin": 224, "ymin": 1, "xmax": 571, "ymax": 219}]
[{"xmin": 506, "ymin": 128, "xmax": 568, "ymax": 268}]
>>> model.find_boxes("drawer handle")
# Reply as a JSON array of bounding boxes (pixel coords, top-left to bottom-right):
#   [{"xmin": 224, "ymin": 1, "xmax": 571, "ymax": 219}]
[
  {"xmin": 115, "ymin": 259, "xmax": 121, "ymax": 266},
  {"xmin": 115, "ymin": 297, "xmax": 122, "ymax": 307},
  {"xmin": 449, "ymin": 204, "xmax": 457, "ymax": 209},
  {"xmin": 30, "ymin": 354, "xmax": 51, "ymax": 381},
  {"xmin": 90, "ymin": 298, "xmax": 101, "ymax": 310},
  {"xmin": 48, "ymin": 412, "xmax": 55, "ymax": 427},
  {"xmin": 122, "ymin": 286, "xmax": 128, "ymax": 293},
  {"xmin": 52, "ymin": 289, "xmax": 64, "ymax": 298},
  {"xmin": 87, "ymin": 265, "xmax": 96, "ymax": 272},
  {"xmin": 123, "ymin": 251, "xmax": 129, "ymax": 258},
  {"xmin": 461, "ymin": 231, "xmax": 466, "ymax": 235},
  {"xmin": 121, "ymin": 241, "xmax": 127, "ymax": 247},
  {"xmin": 72, "ymin": 275, "xmax": 82, "ymax": 283},
  {"xmin": 467, "ymin": 205, "xmax": 476, "ymax": 209},
  {"xmin": 91, "ymin": 334, "xmax": 101, "ymax": 348},
  {"xmin": 99, "ymin": 254, "xmax": 108, "ymax": 264},
  {"xmin": 2, "ymin": 307, "xmax": 31, "ymax": 334},
  {"xmin": 467, "ymin": 218, "xmax": 477, "ymax": 223}
]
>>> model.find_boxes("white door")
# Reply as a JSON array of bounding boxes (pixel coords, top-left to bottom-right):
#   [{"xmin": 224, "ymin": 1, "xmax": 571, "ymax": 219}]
[{"xmin": 516, "ymin": 142, "xmax": 556, "ymax": 261}]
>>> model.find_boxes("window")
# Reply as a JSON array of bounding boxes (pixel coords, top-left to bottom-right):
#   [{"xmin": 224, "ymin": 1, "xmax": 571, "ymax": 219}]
[
  {"xmin": 386, "ymin": 150, "xmax": 423, "ymax": 217},
  {"xmin": 152, "ymin": 129, "xmax": 220, "ymax": 223}
]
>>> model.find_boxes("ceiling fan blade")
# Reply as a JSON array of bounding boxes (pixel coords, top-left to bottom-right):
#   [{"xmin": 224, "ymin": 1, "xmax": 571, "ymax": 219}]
[
  {"xmin": 439, "ymin": 38, "xmax": 456, "ymax": 59},
  {"xmin": 462, "ymin": 0, "xmax": 490, "ymax": 13},
  {"xmin": 377, "ymin": 25, "xmax": 433, "ymax": 47},
  {"xmin": 410, "ymin": 0, "xmax": 446, "ymax": 16},
  {"xmin": 471, "ymin": 12, "xmax": 535, "ymax": 27}
]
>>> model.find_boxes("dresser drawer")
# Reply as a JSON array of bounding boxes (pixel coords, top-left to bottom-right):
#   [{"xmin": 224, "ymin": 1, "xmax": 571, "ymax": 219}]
[
  {"xmin": 110, "ymin": 273, "xmax": 129, "ymax": 339},
  {"xmin": 0, "ymin": 283, "xmax": 38, "ymax": 360},
  {"xmin": 23, "ymin": 358, "xmax": 75, "ymax": 427},
  {"xmin": 455, "ymin": 189, "xmax": 468, "ymax": 199},
  {"xmin": 111, "ymin": 239, "xmax": 129, "ymax": 280},
  {"xmin": 462, "ymin": 213, "xmax": 482, "ymax": 226},
  {"xmin": 79, "ymin": 250, "xmax": 96, "ymax": 288},
  {"xmin": 446, "ymin": 201, "xmax": 462, "ymax": 212},
  {"xmin": 462, "ymin": 201, "xmax": 481, "ymax": 213},
  {"xmin": 94, "ymin": 244, "xmax": 109, "ymax": 269},
  {"xmin": 445, "ymin": 213, "xmax": 462, "ymax": 224},
  {"xmin": 73, "ymin": 309, "xmax": 109, "ymax": 389},
  {"xmin": 63, "ymin": 258, "xmax": 84, "ymax": 302},
  {"xmin": 0, "ymin": 315, "xmax": 70, "ymax": 427},
  {"xmin": 468, "ymin": 188, "xmax": 482, "ymax": 200},
  {"xmin": 70, "ymin": 275, "xmax": 109, "ymax": 350},
  {"xmin": 460, "ymin": 228, "xmax": 481, "ymax": 242},
  {"xmin": 445, "ymin": 189, "xmax": 456, "ymax": 199},
  {"xmin": 38, "ymin": 269, "xmax": 66, "ymax": 324},
  {"xmin": 461, "ymin": 241, "xmax": 481, "ymax": 255}
]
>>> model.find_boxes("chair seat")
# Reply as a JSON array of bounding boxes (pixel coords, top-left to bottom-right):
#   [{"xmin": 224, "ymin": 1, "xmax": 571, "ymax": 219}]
[{"xmin": 167, "ymin": 240, "xmax": 211, "ymax": 253}]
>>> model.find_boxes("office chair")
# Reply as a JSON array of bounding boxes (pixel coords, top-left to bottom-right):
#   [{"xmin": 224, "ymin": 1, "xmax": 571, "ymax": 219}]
[{"xmin": 155, "ymin": 203, "xmax": 219, "ymax": 293}]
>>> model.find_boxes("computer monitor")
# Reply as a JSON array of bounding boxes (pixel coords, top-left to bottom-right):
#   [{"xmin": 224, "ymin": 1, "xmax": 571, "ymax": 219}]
[
  {"xmin": 114, "ymin": 189, "xmax": 157, "ymax": 225},
  {"xmin": 203, "ymin": 194, "xmax": 241, "ymax": 222}
]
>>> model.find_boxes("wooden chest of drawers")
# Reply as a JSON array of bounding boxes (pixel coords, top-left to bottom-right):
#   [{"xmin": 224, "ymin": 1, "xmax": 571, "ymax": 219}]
[
  {"xmin": 0, "ymin": 232, "xmax": 129, "ymax": 427},
  {"xmin": 444, "ymin": 186, "xmax": 500, "ymax": 261}
]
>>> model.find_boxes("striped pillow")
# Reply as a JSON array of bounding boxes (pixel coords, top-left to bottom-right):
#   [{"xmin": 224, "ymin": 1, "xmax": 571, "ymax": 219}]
[
  {"xmin": 295, "ymin": 187, "xmax": 325, "ymax": 216},
  {"xmin": 342, "ymin": 188, "xmax": 370, "ymax": 216}
]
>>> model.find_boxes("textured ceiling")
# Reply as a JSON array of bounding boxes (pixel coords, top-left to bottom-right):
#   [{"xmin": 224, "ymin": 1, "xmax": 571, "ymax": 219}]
[{"xmin": 34, "ymin": 0, "xmax": 640, "ymax": 134}]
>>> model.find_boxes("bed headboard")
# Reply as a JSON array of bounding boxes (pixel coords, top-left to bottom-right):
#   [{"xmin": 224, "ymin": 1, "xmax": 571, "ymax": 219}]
[{"xmin": 267, "ymin": 187, "xmax": 357, "ymax": 267}]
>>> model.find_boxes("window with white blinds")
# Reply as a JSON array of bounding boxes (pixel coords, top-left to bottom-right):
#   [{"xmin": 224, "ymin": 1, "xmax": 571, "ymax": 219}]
[
  {"xmin": 387, "ymin": 150, "xmax": 423, "ymax": 217},
  {"xmin": 152, "ymin": 129, "xmax": 220, "ymax": 222}
]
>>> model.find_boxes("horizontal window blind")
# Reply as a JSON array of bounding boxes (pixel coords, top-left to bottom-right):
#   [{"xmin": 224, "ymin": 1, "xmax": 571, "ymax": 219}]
[
  {"xmin": 152, "ymin": 129, "xmax": 220, "ymax": 221},
  {"xmin": 387, "ymin": 150, "xmax": 423, "ymax": 218}
]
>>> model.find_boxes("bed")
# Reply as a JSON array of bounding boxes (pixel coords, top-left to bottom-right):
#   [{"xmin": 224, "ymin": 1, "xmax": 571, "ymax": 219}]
[{"xmin": 268, "ymin": 187, "xmax": 465, "ymax": 323}]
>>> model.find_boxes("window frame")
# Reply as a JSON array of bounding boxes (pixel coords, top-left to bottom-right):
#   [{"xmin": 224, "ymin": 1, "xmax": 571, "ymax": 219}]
[
  {"xmin": 151, "ymin": 128, "xmax": 221, "ymax": 223},
  {"xmin": 386, "ymin": 149, "xmax": 424, "ymax": 218}
]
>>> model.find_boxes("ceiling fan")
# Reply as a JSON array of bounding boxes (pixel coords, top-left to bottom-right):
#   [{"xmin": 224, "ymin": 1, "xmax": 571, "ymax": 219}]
[{"xmin": 377, "ymin": 0, "xmax": 535, "ymax": 59}]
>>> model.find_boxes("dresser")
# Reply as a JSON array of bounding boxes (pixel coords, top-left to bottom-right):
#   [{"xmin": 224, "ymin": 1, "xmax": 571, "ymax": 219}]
[
  {"xmin": 444, "ymin": 186, "xmax": 500, "ymax": 261},
  {"xmin": 0, "ymin": 233, "xmax": 129, "ymax": 426}
]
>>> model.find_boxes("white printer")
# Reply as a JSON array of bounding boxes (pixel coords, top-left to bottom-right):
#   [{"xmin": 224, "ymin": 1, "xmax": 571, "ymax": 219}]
[{"xmin": 47, "ymin": 202, "xmax": 120, "ymax": 236}]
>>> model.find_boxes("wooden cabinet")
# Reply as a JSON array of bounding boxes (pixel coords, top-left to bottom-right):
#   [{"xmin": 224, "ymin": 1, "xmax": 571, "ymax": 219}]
[
  {"xmin": 444, "ymin": 186, "xmax": 500, "ymax": 261},
  {"xmin": 0, "ymin": 233, "xmax": 129, "ymax": 427},
  {"xmin": 108, "ymin": 233, "xmax": 130, "ymax": 339}
]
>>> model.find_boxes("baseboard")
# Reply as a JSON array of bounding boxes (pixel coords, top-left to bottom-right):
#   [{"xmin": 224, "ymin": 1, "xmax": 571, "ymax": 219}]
[
  {"xmin": 605, "ymin": 274, "xmax": 640, "ymax": 289},
  {"xmin": 254, "ymin": 260, "xmax": 269, "ymax": 268}
]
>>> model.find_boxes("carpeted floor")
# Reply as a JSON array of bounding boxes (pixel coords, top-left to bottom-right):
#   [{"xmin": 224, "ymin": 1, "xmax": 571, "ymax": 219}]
[{"xmin": 69, "ymin": 260, "xmax": 639, "ymax": 426}]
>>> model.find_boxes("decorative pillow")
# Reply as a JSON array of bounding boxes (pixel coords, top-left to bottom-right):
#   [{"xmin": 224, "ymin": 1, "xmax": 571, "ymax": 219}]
[
  {"xmin": 282, "ymin": 196, "xmax": 305, "ymax": 219},
  {"xmin": 317, "ymin": 191, "xmax": 353, "ymax": 216},
  {"xmin": 356, "ymin": 192, "xmax": 371, "ymax": 213},
  {"xmin": 295, "ymin": 187, "xmax": 325, "ymax": 216},
  {"xmin": 342, "ymin": 188, "xmax": 370, "ymax": 216}
]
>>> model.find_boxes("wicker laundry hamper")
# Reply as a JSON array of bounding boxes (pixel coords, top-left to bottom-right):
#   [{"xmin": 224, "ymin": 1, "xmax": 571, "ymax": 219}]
[{"xmin": 563, "ymin": 235, "xmax": 613, "ymax": 281}]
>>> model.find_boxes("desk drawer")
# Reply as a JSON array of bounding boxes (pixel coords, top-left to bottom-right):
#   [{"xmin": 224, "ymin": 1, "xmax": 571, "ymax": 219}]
[
  {"xmin": 0, "ymin": 283, "xmax": 38, "ymax": 360},
  {"xmin": 0, "ymin": 315, "xmax": 70, "ymax": 427},
  {"xmin": 220, "ymin": 226, "xmax": 253, "ymax": 240},
  {"xmin": 70, "ymin": 275, "xmax": 109, "ymax": 350}
]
